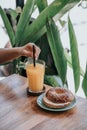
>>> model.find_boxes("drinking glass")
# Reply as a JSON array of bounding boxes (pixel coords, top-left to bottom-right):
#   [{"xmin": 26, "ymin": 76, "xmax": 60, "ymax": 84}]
[{"xmin": 25, "ymin": 58, "xmax": 45, "ymax": 92}]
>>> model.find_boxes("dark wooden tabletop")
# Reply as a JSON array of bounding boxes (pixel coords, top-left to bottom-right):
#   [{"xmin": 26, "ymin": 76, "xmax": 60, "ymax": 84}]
[{"xmin": 0, "ymin": 74, "xmax": 87, "ymax": 130}]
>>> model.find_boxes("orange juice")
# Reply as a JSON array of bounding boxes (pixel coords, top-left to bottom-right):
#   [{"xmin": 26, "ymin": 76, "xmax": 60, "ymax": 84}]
[{"xmin": 26, "ymin": 62, "xmax": 45, "ymax": 92}]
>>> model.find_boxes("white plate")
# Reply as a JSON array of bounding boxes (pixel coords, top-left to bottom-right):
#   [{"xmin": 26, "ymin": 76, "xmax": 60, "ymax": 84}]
[{"xmin": 37, "ymin": 94, "xmax": 76, "ymax": 111}]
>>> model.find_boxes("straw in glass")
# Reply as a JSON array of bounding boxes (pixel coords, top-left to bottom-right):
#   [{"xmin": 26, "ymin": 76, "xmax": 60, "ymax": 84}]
[{"xmin": 33, "ymin": 45, "xmax": 36, "ymax": 67}]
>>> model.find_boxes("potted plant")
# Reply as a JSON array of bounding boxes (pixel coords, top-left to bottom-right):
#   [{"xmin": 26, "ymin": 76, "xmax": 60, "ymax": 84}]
[{"xmin": 0, "ymin": 0, "xmax": 87, "ymax": 97}]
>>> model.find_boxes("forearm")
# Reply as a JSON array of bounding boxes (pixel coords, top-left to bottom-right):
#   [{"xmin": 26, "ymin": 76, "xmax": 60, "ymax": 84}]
[
  {"xmin": 0, "ymin": 48, "xmax": 22, "ymax": 64},
  {"xmin": 0, "ymin": 43, "xmax": 41, "ymax": 64}
]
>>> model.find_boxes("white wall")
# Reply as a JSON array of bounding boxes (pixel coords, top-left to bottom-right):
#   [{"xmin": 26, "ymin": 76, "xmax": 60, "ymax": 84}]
[{"xmin": 0, "ymin": 0, "xmax": 16, "ymax": 9}]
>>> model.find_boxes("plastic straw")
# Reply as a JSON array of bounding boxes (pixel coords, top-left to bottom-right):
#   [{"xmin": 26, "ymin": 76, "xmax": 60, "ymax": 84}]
[{"xmin": 33, "ymin": 45, "xmax": 36, "ymax": 67}]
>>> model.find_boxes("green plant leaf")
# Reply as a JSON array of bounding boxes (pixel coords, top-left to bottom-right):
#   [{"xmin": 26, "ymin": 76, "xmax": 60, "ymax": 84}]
[
  {"xmin": 45, "ymin": 75, "xmax": 63, "ymax": 87},
  {"xmin": 64, "ymin": 50, "xmax": 84, "ymax": 77},
  {"xmin": 0, "ymin": 6, "xmax": 15, "ymax": 45},
  {"xmin": 68, "ymin": 16, "xmax": 80, "ymax": 93},
  {"xmin": 8, "ymin": 8, "xmax": 18, "ymax": 20},
  {"xmin": 28, "ymin": 0, "xmax": 48, "ymax": 42},
  {"xmin": 15, "ymin": 0, "xmax": 36, "ymax": 45},
  {"xmin": 59, "ymin": 19, "xmax": 66, "ymax": 27},
  {"xmin": 22, "ymin": 0, "xmax": 80, "ymax": 45},
  {"xmin": 82, "ymin": 64, "xmax": 87, "ymax": 97},
  {"xmin": 29, "ymin": 26, "xmax": 46, "ymax": 42},
  {"xmin": 36, "ymin": 0, "xmax": 48, "ymax": 12},
  {"xmin": 46, "ymin": 18, "xmax": 67, "ymax": 83}
]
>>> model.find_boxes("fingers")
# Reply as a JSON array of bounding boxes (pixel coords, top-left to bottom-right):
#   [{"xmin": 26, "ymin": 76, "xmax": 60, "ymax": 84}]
[
  {"xmin": 24, "ymin": 43, "xmax": 41, "ymax": 59},
  {"xmin": 29, "ymin": 43, "xmax": 41, "ymax": 59},
  {"xmin": 35, "ymin": 46, "xmax": 41, "ymax": 59}
]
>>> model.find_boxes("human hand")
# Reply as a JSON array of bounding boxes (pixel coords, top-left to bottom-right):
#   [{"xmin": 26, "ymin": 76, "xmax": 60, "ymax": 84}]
[{"xmin": 21, "ymin": 43, "xmax": 41, "ymax": 59}]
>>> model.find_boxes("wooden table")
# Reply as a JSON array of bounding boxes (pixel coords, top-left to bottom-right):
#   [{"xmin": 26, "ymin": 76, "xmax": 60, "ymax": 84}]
[{"xmin": 0, "ymin": 74, "xmax": 87, "ymax": 130}]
